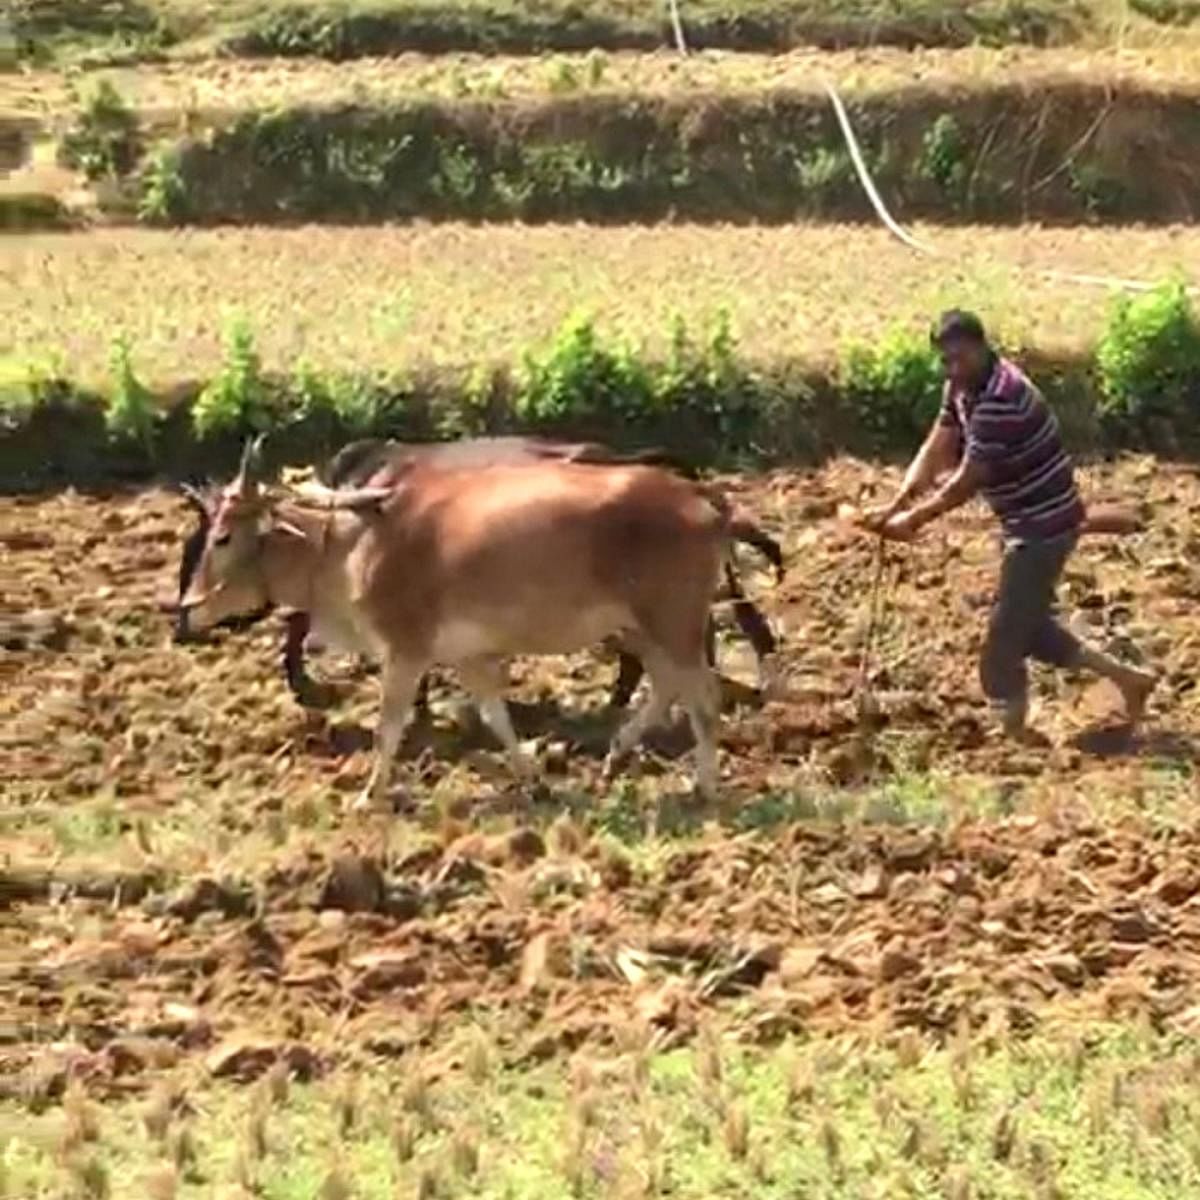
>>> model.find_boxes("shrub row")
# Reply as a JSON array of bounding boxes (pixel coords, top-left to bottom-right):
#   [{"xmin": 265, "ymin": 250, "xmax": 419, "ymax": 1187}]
[
  {"xmin": 4, "ymin": 282, "xmax": 1199, "ymax": 489},
  {"xmin": 58, "ymin": 80, "xmax": 1200, "ymax": 227},
  {"xmin": 14, "ymin": 0, "xmax": 1140, "ymax": 67}
]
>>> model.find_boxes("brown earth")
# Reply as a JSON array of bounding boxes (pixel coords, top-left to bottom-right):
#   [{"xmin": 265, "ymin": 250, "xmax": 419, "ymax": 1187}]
[{"xmin": 2, "ymin": 457, "xmax": 1199, "ymax": 1097}]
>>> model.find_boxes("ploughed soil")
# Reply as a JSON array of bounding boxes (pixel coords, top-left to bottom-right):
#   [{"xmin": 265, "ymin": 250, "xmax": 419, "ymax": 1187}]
[{"xmin": 2, "ymin": 457, "xmax": 1199, "ymax": 1096}]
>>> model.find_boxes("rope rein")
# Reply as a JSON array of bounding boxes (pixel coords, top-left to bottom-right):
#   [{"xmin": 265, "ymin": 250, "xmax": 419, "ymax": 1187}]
[{"xmin": 855, "ymin": 535, "xmax": 890, "ymax": 721}]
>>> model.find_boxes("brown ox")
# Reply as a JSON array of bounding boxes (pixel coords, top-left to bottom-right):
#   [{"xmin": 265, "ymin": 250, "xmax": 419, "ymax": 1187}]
[
  {"xmin": 181, "ymin": 441, "xmax": 747, "ymax": 805},
  {"xmin": 174, "ymin": 436, "xmax": 681, "ymax": 707},
  {"xmin": 175, "ymin": 436, "xmax": 781, "ymax": 710}
]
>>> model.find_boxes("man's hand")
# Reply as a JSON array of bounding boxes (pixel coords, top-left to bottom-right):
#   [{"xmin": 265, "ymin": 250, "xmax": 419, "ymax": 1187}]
[
  {"xmin": 879, "ymin": 457, "xmax": 984, "ymax": 541},
  {"xmin": 859, "ymin": 493, "xmax": 909, "ymax": 533},
  {"xmin": 881, "ymin": 509, "xmax": 923, "ymax": 542}
]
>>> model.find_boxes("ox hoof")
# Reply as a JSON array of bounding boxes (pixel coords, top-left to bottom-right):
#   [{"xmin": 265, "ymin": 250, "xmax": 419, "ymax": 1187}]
[
  {"xmin": 758, "ymin": 657, "xmax": 787, "ymax": 702},
  {"xmin": 510, "ymin": 757, "xmax": 539, "ymax": 782},
  {"xmin": 509, "ymin": 741, "xmax": 541, "ymax": 781}
]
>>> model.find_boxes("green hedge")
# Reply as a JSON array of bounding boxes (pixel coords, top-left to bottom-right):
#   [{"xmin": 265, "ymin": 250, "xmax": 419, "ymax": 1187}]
[
  {"xmin": 5, "ymin": 284, "xmax": 1199, "ymax": 489},
  {"xmin": 1096, "ymin": 279, "xmax": 1200, "ymax": 439},
  {"xmin": 61, "ymin": 83, "xmax": 1191, "ymax": 227}
]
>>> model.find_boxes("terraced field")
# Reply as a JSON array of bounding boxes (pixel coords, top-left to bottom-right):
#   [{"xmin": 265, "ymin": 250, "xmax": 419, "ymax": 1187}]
[
  {"xmin": 5, "ymin": 2, "xmax": 1200, "ymax": 1198},
  {"xmin": 8, "ymin": 33, "xmax": 1200, "ymax": 230}
]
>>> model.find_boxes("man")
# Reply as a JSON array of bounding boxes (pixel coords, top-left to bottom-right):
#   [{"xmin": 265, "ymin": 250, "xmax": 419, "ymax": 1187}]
[{"xmin": 869, "ymin": 309, "xmax": 1156, "ymax": 742}]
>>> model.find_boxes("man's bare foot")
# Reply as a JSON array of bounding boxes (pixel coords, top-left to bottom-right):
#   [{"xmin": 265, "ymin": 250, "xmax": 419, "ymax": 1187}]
[
  {"xmin": 994, "ymin": 698, "xmax": 1051, "ymax": 748},
  {"xmin": 1116, "ymin": 668, "xmax": 1157, "ymax": 730},
  {"xmin": 998, "ymin": 724, "xmax": 1052, "ymax": 749}
]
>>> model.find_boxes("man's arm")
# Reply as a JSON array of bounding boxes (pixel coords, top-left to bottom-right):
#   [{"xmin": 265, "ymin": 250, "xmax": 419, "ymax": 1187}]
[
  {"xmin": 864, "ymin": 420, "xmax": 960, "ymax": 528},
  {"xmin": 896, "ymin": 455, "xmax": 985, "ymax": 532},
  {"xmin": 891, "ymin": 421, "xmax": 961, "ymax": 512}
]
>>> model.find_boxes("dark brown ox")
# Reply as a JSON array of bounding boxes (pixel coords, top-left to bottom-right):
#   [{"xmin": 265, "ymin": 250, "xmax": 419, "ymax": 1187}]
[
  {"xmin": 175, "ymin": 436, "xmax": 781, "ymax": 710},
  {"xmin": 181, "ymin": 441, "xmax": 755, "ymax": 803}
]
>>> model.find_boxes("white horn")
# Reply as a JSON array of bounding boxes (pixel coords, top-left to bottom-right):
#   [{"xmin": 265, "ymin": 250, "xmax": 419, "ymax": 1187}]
[{"xmin": 234, "ymin": 434, "xmax": 267, "ymax": 496}]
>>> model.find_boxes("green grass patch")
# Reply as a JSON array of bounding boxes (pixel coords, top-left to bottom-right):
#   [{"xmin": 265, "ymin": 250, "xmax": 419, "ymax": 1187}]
[
  {"xmin": 5, "ymin": 1022, "xmax": 1200, "ymax": 1197},
  {"xmin": 588, "ymin": 767, "xmax": 1009, "ymax": 849}
]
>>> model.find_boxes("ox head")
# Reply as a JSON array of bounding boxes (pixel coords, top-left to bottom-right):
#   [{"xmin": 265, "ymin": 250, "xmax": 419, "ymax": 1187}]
[{"xmin": 178, "ymin": 436, "xmax": 280, "ymax": 635}]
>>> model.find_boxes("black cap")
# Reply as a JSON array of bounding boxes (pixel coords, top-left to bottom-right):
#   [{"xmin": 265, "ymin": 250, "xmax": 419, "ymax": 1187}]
[{"xmin": 931, "ymin": 309, "xmax": 986, "ymax": 349}]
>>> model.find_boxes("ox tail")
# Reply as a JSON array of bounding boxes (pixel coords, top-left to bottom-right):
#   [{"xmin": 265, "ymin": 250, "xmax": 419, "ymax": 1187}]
[
  {"xmin": 721, "ymin": 560, "xmax": 779, "ymax": 662},
  {"xmin": 699, "ymin": 484, "xmax": 783, "ymax": 665},
  {"xmin": 695, "ymin": 484, "xmax": 784, "ymax": 581}
]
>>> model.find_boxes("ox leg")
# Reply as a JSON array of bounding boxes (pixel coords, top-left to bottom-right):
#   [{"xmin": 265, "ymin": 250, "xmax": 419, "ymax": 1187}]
[
  {"xmin": 679, "ymin": 668, "xmax": 721, "ymax": 800},
  {"xmin": 602, "ymin": 681, "xmax": 673, "ymax": 781},
  {"xmin": 609, "ymin": 651, "xmax": 645, "ymax": 710},
  {"xmin": 612, "ymin": 651, "xmax": 720, "ymax": 800},
  {"xmin": 283, "ymin": 613, "xmax": 316, "ymax": 703},
  {"xmin": 704, "ymin": 617, "xmax": 717, "ymax": 668},
  {"xmin": 356, "ymin": 657, "xmax": 420, "ymax": 811},
  {"xmin": 283, "ymin": 613, "xmax": 342, "ymax": 709},
  {"xmin": 730, "ymin": 596, "xmax": 782, "ymax": 696},
  {"xmin": 414, "ymin": 672, "xmax": 431, "ymax": 718},
  {"xmin": 458, "ymin": 657, "xmax": 536, "ymax": 780}
]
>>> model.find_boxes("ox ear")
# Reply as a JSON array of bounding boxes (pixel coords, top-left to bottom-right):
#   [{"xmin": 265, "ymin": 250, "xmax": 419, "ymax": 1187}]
[{"xmin": 232, "ymin": 434, "xmax": 267, "ymax": 499}]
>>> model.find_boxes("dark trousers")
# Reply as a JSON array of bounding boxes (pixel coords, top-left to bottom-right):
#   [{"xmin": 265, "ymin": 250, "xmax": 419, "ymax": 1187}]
[{"xmin": 980, "ymin": 532, "xmax": 1081, "ymax": 705}]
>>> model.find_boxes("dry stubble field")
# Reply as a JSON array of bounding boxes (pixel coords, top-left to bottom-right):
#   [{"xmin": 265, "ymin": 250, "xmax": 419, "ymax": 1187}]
[
  {"xmin": 8, "ymin": 46, "xmax": 1200, "ymax": 123},
  {"xmin": 6, "ymin": 223, "xmax": 1200, "ymax": 388},
  {"xmin": 3, "ymin": 454, "xmax": 1200, "ymax": 1196}
]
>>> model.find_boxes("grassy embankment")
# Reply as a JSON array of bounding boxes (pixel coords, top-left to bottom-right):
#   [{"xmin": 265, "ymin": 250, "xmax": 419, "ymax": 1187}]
[
  {"xmin": 15, "ymin": 0, "xmax": 1200, "ymax": 66},
  {"xmin": 6, "ymin": 46, "xmax": 1200, "ymax": 231}
]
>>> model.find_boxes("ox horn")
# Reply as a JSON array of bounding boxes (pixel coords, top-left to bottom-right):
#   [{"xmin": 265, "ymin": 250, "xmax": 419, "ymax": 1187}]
[
  {"xmin": 233, "ymin": 433, "xmax": 267, "ymax": 497},
  {"xmin": 177, "ymin": 481, "xmax": 210, "ymax": 518},
  {"xmin": 292, "ymin": 481, "xmax": 392, "ymax": 512}
]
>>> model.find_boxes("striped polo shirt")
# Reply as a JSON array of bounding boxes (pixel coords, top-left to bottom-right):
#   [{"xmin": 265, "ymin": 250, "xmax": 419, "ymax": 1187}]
[{"xmin": 938, "ymin": 355, "xmax": 1084, "ymax": 542}]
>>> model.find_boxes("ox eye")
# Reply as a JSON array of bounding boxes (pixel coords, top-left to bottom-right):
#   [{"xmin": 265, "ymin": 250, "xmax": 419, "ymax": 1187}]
[{"xmin": 213, "ymin": 531, "xmax": 231, "ymax": 547}]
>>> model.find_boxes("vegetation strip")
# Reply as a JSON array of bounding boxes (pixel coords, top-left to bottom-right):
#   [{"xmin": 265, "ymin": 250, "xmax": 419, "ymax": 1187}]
[
  {"xmin": 3, "ymin": 272, "xmax": 1197, "ymax": 487},
  {"xmin": 17, "ymin": 0, "xmax": 1200, "ymax": 67},
  {"xmin": 13, "ymin": 64, "xmax": 1200, "ymax": 227}
]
